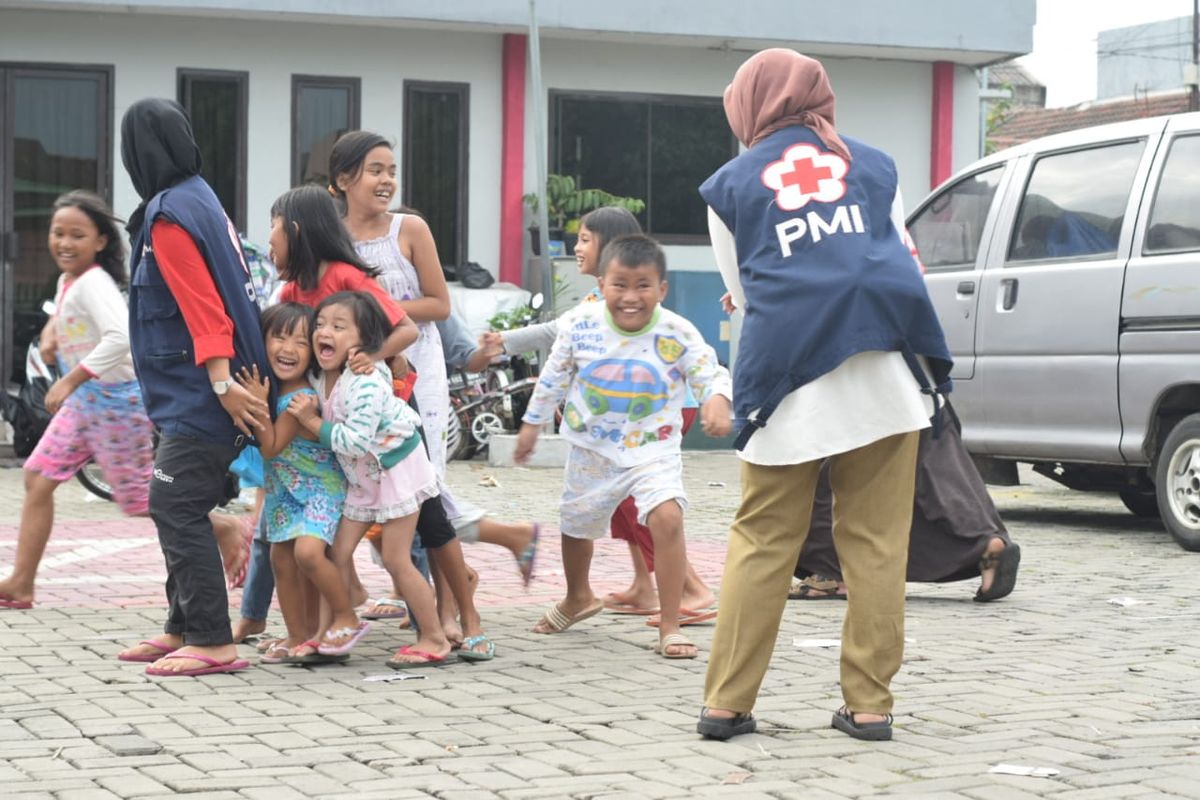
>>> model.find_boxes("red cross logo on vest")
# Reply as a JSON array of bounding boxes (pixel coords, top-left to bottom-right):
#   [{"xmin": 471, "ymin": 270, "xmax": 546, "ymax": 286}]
[{"xmin": 761, "ymin": 143, "xmax": 848, "ymax": 211}]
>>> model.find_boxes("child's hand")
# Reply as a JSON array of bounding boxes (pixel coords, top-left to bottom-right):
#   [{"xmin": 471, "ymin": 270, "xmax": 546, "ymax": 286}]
[
  {"xmin": 43, "ymin": 377, "xmax": 74, "ymax": 415},
  {"xmin": 236, "ymin": 365, "xmax": 270, "ymax": 402},
  {"xmin": 390, "ymin": 354, "xmax": 410, "ymax": 379},
  {"xmin": 286, "ymin": 392, "xmax": 320, "ymax": 424},
  {"xmin": 513, "ymin": 422, "xmax": 540, "ymax": 465},
  {"xmin": 478, "ymin": 331, "xmax": 505, "ymax": 360},
  {"xmin": 719, "ymin": 292, "xmax": 737, "ymax": 315},
  {"xmin": 700, "ymin": 395, "xmax": 733, "ymax": 438},
  {"xmin": 348, "ymin": 347, "xmax": 376, "ymax": 375}
]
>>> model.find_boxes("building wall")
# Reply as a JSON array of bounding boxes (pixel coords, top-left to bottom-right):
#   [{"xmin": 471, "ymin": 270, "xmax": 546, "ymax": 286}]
[
  {"xmin": 0, "ymin": 9, "xmax": 504, "ymax": 262},
  {"xmin": 1098, "ymin": 18, "xmax": 1192, "ymax": 101},
  {"xmin": 17, "ymin": 0, "xmax": 1037, "ymax": 65},
  {"xmin": 532, "ymin": 38, "xmax": 959, "ymax": 272},
  {"xmin": 3, "ymin": 7, "xmax": 984, "ymax": 276}
]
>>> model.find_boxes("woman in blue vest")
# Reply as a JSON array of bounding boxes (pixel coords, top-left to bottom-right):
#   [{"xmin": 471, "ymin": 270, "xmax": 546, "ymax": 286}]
[
  {"xmin": 115, "ymin": 98, "xmax": 271, "ymax": 676},
  {"xmin": 696, "ymin": 49, "xmax": 953, "ymax": 741}
]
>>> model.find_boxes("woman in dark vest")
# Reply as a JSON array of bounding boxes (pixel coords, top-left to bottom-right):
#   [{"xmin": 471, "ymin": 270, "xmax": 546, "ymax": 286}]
[
  {"xmin": 115, "ymin": 98, "xmax": 270, "ymax": 676},
  {"xmin": 697, "ymin": 50, "xmax": 953, "ymax": 741}
]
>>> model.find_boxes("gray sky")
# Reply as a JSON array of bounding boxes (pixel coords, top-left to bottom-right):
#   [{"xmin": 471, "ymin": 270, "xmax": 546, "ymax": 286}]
[{"xmin": 1016, "ymin": 0, "xmax": 1192, "ymax": 107}]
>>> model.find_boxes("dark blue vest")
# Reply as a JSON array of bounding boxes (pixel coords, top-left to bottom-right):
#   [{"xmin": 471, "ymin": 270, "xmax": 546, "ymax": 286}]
[
  {"xmin": 128, "ymin": 175, "xmax": 270, "ymax": 445},
  {"xmin": 699, "ymin": 126, "xmax": 952, "ymax": 450}
]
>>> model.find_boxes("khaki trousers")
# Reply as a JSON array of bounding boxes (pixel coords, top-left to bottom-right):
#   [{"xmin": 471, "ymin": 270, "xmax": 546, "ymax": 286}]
[{"xmin": 704, "ymin": 430, "xmax": 920, "ymax": 715}]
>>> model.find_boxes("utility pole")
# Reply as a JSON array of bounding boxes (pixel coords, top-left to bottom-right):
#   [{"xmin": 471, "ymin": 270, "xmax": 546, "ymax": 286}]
[{"xmin": 1192, "ymin": 0, "xmax": 1199, "ymax": 111}]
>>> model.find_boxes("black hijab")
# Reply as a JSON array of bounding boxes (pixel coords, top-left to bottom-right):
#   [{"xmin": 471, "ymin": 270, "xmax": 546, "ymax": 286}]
[{"xmin": 120, "ymin": 98, "xmax": 202, "ymax": 235}]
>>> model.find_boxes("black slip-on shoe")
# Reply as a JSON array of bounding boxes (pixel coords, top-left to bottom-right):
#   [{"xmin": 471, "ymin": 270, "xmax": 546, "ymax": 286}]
[
  {"xmin": 831, "ymin": 706, "xmax": 893, "ymax": 741},
  {"xmin": 697, "ymin": 709, "xmax": 757, "ymax": 740}
]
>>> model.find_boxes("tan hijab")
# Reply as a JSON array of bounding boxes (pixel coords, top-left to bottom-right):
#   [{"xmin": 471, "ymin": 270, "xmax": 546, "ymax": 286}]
[{"xmin": 723, "ymin": 48, "xmax": 851, "ymax": 161}]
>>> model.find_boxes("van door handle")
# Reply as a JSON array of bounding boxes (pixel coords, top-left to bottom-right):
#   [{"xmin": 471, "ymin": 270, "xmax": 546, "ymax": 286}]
[
  {"xmin": 999, "ymin": 278, "xmax": 1019, "ymax": 311},
  {"xmin": 956, "ymin": 280, "xmax": 975, "ymax": 296}
]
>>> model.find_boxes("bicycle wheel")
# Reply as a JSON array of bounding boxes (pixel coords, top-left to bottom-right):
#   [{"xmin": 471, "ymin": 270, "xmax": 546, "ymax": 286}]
[{"xmin": 76, "ymin": 459, "xmax": 115, "ymax": 502}]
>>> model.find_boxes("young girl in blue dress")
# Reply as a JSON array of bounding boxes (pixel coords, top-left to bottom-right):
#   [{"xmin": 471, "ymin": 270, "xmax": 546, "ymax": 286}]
[{"xmin": 238, "ymin": 303, "xmax": 348, "ymax": 664}]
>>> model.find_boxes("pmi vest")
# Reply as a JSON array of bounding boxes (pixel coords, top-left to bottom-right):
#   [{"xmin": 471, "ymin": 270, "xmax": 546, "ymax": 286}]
[
  {"xmin": 699, "ymin": 125, "xmax": 952, "ymax": 450},
  {"xmin": 128, "ymin": 175, "xmax": 270, "ymax": 445}
]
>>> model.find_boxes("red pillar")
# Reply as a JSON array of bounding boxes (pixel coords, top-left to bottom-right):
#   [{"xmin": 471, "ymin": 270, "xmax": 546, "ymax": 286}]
[
  {"xmin": 499, "ymin": 33, "xmax": 527, "ymax": 286},
  {"xmin": 930, "ymin": 61, "xmax": 954, "ymax": 190}
]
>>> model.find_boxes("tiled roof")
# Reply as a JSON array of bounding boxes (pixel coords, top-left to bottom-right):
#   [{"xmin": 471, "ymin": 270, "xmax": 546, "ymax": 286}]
[{"xmin": 989, "ymin": 91, "xmax": 1191, "ymax": 151}]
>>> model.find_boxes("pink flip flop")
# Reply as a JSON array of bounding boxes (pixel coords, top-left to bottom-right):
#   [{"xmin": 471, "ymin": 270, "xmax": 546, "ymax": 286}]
[
  {"xmin": 144, "ymin": 652, "xmax": 250, "ymax": 677},
  {"xmin": 645, "ymin": 607, "xmax": 719, "ymax": 628},
  {"xmin": 117, "ymin": 639, "xmax": 179, "ymax": 663},
  {"xmin": 0, "ymin": 592, "xmax": 33, "ymax": 610},
  {"xmin": 316, "ymin": 621, "xmax": 371, "ymax": 656}
]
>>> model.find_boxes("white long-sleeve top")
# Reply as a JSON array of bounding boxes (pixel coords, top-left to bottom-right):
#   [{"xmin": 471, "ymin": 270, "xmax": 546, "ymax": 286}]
[
  {"xmin": 523, "ymin": 302, "xmax": 731, "ymax": 468},
  {"xmin": 709, "ymin": 189, "xmax": 931, "ymax": 466},
  {"xmin": 319, "ymin": 364, "xmax": 423, "ymax": 466},
  {"xmin": 53, "ymin": 266, "xmax": 136, "ymax": 382}
]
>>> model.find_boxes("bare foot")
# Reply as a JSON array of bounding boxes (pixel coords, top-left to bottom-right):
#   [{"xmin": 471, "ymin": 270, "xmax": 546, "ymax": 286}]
[
  {"xmin": 118, "ymin": 634, "xmax": 183, "ymax": 660},
  {"xmin": 232, "ymin": 618, "xmax": 266, "ymax": 644},
  {"xmin": 603, "ymin": 586, "xmax": 658, "ymax": 611},
  {"xmin": 681, "ymin": 587, "xmax": 716, "ymax": 612},
  {"xmin": 211, "ymin": 513, "xmax": 249, "ymax": 586},
  {"xmin": 977, "ymin": 537, "xmax": 1007, "ymax": 595},
  {"xmin": 146, "ymin": 643, "xmax": 239, "ymax": 674},
  {"xmin": 0, "ymin": 577, "xmax": 34, "ymax": 607}
]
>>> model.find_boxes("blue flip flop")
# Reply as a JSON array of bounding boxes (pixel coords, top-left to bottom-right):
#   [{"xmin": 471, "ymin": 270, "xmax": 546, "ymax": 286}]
[
  {"xmin": 516, "ymin": 524, "xmax": 540, "ymax": 587},
  {"xmin": 458, "ymin": 634, "xmax": 496, "ymax": 662}
]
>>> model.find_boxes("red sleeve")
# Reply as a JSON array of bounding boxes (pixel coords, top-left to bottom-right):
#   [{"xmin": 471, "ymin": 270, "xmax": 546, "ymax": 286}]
[
  {"xmin": 151, "ymin": 221, "xmax": 235, "ymax": 365},
  {"xmin": 341, "ymin": 266, "xmax": 407, "ymax": 327}
]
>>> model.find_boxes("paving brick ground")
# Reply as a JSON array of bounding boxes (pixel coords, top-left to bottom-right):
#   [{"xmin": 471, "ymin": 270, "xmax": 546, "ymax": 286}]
[{"xmin": 1, "ymin": 452, "xmax": 1198, "ymax": 799}]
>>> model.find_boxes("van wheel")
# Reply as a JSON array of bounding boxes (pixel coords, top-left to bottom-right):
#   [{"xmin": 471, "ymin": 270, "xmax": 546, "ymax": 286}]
[
  {"xmin": 1119, "ymin": 488, "xmax": 1159, "ymax": 519},
  {"xmin": 1154, "ymin": 413, "xmax": 1200, "ymax": 551}
]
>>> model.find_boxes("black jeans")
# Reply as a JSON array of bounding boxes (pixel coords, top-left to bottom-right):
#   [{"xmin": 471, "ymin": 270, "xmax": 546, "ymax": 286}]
[{"xmin": 149, "ymin": 435, "xmax": 242, "ymax": 646}]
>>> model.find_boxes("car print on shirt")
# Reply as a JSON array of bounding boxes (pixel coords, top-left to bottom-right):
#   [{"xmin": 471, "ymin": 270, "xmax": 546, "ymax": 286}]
[{"xmin": 575, "ymin": 358, "xmax": 670, "ymax": 423}]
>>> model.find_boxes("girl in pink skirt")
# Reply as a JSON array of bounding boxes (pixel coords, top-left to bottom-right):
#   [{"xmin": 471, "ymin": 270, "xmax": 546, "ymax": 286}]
[
  {"xmin": 287, "ymin": 290, "xmax": 454, "ymax": 669},
  {"xmin": 1, "ymin": 191, "xmax": 154, "ymax": 610}
]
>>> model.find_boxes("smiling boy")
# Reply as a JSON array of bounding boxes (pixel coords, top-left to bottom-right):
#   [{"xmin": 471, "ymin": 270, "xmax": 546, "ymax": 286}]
[{"xmin": 514, "ymin": 234, "xmax": 732, "ymax": 658}]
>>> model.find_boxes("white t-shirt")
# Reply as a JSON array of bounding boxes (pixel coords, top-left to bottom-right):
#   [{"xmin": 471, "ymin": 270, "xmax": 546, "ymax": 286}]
[
  {"xmin": 709, "ymin": 190, "xmax": 931, "ymax": 466},
  {"xmin": 53, "ymin": 266, "xmax": 137, "ymax": 383},
  {"xmin": 523, "ymin": 302, "xmax": 732, "ymax": 468}
]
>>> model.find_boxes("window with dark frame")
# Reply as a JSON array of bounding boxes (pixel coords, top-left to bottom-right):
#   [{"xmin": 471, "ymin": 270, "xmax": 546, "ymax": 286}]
[
  {"xmin": 291, "ymin": 75, "xmax": 361, "ymax": 188},
  {"xmin": 178, "ymin": 68, "xmax": 248, "ymax": 231},
  {"xmin": 404, "ymin": 81, "xmax": 469, "ymax": 268},
  {"xmin": 1006, "ymin": 140, "xmax": 1144, "ymax": 264},
  {"xmin": 908, "ymin": 166, "xmax": 1003, "ymax": 271},
  {"xmin": 1144, "ymin": 134, "xmax": 1200, "ymax": 255},
  {"xmin": 551, "ymin": 91, "xmax": 735, "ymax": 240}
]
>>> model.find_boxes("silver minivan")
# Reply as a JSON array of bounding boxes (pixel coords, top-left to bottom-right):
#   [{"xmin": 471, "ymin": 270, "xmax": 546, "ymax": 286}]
[{"xmin": 907, "ymin": 112, "xmax": 1200, "ymax": 551}]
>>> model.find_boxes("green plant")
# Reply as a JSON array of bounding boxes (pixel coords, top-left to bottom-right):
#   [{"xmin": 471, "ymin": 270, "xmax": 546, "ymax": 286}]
[
  {"xmin": 524, "ymin": 174, "xmax": 645, "ymax": 232},
  {"xmin": 488, "ymin": 303, "xmax": 539, "ymax": 332}
]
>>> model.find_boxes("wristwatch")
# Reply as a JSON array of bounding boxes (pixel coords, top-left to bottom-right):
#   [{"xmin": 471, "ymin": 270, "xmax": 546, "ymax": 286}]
[{"xmin": 211, "ymin": 379, "xmax": 234, "ymax": 395}]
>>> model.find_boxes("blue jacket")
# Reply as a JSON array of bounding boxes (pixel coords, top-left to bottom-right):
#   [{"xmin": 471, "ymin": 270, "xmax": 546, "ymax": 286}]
[
  {"xmin": 128, "ymin": 175, "xmax": 270, "ymax": 445},
  {"xmin": 699, "ymin": 126, "xmax": 952, "ymax": 450}
]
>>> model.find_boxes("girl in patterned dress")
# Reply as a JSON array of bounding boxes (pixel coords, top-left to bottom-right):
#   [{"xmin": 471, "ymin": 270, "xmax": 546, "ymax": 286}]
[{"xmin": 237, "ymin": 303, "xmax": 348, "ymax": 664}]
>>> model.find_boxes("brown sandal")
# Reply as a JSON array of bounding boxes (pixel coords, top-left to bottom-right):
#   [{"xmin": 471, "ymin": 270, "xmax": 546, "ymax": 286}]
[{"xmin": 788, "ymin": 574, "xmax": 847, "ymax": 600}]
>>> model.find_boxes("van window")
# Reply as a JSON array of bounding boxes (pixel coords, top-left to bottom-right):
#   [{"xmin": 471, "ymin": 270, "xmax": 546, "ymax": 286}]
[
  {"xmin": 1007, "ymin": 140, "xmax": 1144, "ymax": 264},
  {"xmin": 1144, "ymin": 134, "xmax": 1200, "ymax": 254},
  {"xmin": 908, "ymin": 166, "xmax": 1002, "ymax": 270}
]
